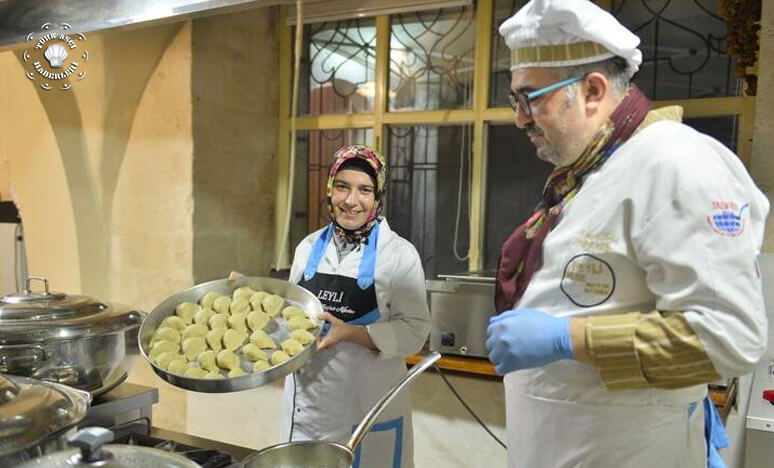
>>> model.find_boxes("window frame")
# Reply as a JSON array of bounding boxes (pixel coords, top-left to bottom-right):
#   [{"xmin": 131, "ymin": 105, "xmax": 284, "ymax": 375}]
[{"xmin": 274, "ymin": 0, "xmax": 756, "ymax": 270}]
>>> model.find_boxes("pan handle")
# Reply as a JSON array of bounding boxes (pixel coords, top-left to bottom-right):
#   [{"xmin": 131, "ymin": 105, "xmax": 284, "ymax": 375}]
[{"xmin": 347, "ymin": 351, "xmax": 441, "ymax": 451}]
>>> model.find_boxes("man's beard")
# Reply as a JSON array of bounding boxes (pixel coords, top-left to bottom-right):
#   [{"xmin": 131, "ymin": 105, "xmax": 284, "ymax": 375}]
[{"xmin": 526, "ymin": 126, "xmax": 563, "ymax": 166}]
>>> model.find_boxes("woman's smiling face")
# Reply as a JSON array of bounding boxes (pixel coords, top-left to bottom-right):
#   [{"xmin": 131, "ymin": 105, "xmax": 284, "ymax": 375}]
[{"xmin": 331, "ymin": 169, "xmax": 376, "ymax": 230}]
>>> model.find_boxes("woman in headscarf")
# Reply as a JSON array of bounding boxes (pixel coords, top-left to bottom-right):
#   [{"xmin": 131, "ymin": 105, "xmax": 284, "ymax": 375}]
[{"xmin": 281, "ymin": 144, "xmax": 430, "ymax": 468}]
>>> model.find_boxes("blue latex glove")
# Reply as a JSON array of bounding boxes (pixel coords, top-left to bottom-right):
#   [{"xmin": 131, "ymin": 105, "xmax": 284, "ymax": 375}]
[{"xmin": 486, "ymin": 308, "xmax": 574, "ymax": 375}]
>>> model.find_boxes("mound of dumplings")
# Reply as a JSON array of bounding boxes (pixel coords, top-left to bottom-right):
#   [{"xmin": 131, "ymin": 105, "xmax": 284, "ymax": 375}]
[{"xmin": 149, "ymin": 284, "xmax": 319, "ymax": 379}]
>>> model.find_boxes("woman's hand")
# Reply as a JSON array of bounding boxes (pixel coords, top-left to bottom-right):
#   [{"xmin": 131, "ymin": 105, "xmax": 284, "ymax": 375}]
[{"xmin": 317, "ymin": 311, "xmax": 378, "ymax": 352}]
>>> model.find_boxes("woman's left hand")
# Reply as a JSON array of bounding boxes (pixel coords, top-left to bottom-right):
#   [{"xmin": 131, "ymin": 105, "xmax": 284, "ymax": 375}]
[{"xmin": 317, "ymin": 311, "xmax": 378, "ymax": 351}]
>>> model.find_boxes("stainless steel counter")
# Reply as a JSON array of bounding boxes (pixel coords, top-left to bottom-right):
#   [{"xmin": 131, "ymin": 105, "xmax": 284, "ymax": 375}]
[
  {"xmin": 80, "ymin": 382, "xmax": 158, "ymax": 429},
  {"xmin": 744, "ymin": 358, "xmax": 774, "ymax": 468},
  {"xmin": 150, "ymin": 426, "xmax": 255, "ymax": 463}
]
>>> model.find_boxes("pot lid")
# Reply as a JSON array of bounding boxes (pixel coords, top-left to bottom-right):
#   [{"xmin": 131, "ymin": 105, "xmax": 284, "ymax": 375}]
[
  {"xmin": 0, "ymin": 277, "xmax": 144, "ymax": 342},
  {"xmin": 0, "ymin": 374, "xmax": 90, "ymax": 459},
  {"xmin": 14, "ymin": 427, "xmax": 200, "ymax": 468}
]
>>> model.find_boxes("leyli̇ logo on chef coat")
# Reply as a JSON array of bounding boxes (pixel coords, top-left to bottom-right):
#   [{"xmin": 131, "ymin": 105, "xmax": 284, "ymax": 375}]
[
  {"xmin": 560, "ymin": 253, "xmax": 615, "ymax": 307},
  {"xmin": 707, "ymin": 201, "xmax": 748, "ymax": 237},
  {"xmin": 23, "ymin": 23, "xmax": 89, "ymax": 91}
]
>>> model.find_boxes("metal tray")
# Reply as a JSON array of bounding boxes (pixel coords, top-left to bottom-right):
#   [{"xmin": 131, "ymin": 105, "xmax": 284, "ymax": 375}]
[{"xmin": 138, "ymin": 277, "xmax": 324, "ymax": 393}]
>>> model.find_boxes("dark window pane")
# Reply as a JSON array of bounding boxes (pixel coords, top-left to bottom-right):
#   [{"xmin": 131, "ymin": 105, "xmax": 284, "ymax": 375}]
[
  {"xmin": 684, "ymin": 115, "xmax": 738, "ymax": 153},
  {"xmin": 385, "ymin": 125, "xmax": 472, "ymax": 278},
  {"xmin": 611, "ymin": 0, "xmax": 739, "ymax": 100},
  {"xmin": 484, "ymin": 124, "xmax": 553, "ymax": 270},
  {"xmin": 389, "ymin": 6, "xmax": 476, "ymax": 111},
  {"xmin": 490, "ymin": 0, "xmax": 529, "ymax": 108},
  {"xmin": 295, "ymin": 20, "xmax": 376, "ymax": 116}
]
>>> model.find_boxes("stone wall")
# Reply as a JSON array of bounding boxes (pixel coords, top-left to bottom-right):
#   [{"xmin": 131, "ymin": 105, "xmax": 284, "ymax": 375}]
[{"xmin": 191, "ymin": 9, "xmax": 279, "ymax": 282}]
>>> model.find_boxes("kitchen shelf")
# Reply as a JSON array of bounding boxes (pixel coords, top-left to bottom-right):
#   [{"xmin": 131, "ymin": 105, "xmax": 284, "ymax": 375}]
[{"xmin": 406, "ymin": 351, "xmax": 497, "ymax": 377}]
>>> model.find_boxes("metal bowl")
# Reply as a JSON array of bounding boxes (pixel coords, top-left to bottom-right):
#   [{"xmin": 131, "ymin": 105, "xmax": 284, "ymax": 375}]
[{"xmin": 139, "ymin": 276, "xmax": 324, "ymax": 393}]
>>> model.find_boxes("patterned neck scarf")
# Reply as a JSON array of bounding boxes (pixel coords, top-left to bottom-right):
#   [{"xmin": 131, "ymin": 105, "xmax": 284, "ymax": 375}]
[
  {"xmin": 327, "ymin": 145, "xmax": 388, "ymax": 245},
  {"xmin": 495, "ymin": 85, "xmax": 651, "ymax": 313}
]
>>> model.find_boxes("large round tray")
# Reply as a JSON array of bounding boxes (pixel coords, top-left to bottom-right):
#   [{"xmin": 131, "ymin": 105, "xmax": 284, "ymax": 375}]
[{"xmin": 138, "ymin": 276, "xmax": 324, "ymax": 393}]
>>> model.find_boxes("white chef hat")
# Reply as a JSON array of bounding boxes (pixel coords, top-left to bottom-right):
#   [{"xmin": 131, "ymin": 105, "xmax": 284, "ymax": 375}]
[{"xmin": 499, "ymin": 0, "xmax": 642, "ymax": 78}]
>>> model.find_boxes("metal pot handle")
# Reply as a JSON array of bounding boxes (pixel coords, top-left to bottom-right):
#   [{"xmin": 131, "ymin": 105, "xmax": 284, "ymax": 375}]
[
  {"xmin": 0, "ymin": 344, "xmax": 46, "ymax": 373},
  {"xmin": 24, "ymin": 276, "xmax": 51, "ymax": 295},
  {"xmin": 68, "ymin": 427, "xmax": 115, "ymax": 463},
  {"xmin": 346, "ymin": 351, "xmax": 441, "ymax": 451}
]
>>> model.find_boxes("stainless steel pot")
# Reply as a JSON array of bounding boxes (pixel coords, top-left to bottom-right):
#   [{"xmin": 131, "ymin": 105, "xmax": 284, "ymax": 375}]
[
  {"xmin": 140, "ymin": 276, "xmax": 324, "ymax": 393},
  {"xmin": 241, "ymin": 351, "xmax": 442, "ymax": 468},
  {"xmin": 14, "ymin": 427, "xmax": 200, "ymax": 468},
  {"xmin": 0, "ymin": 373, "xmax": 91, "ymax": 467},
  {"xmin": 0, "ymin": 277, "xmax": 145, "ymax": 396}
]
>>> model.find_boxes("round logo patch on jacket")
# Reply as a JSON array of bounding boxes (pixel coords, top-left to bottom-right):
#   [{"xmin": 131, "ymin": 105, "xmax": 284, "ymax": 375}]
[{"xmin": 560, "ymin": 254, "xmax": 615, "ymax": 307}]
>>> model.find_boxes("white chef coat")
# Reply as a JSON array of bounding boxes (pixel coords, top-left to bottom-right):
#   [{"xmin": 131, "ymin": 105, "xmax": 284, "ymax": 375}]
[
  {"xmin": 281, "ymin": 219, "xmax": 431, "ymax": 468},
  {"xmin": 504, "ymin": 120, "xmax": 769, "ymax": 468}
]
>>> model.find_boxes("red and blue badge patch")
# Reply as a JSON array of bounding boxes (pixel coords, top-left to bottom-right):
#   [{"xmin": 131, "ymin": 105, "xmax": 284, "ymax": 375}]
[{"xmin": 707, "ymin": 201, "xmax": 749, "ymax": 237}]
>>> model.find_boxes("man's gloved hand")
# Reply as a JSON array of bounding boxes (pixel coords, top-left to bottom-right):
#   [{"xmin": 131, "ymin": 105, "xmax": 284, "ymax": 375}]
[{"xmin": 486, "ymin": 308, "xmax": 574, "ymax": 375}]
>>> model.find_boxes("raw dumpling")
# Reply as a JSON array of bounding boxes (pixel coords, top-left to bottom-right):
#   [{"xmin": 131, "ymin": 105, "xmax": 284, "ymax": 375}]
[
  {"xmin": 241, "ymin": 343, "xmax": 268, "ymax": 362},
  {"xmin": 281, "ymin": 306, "xmax": 307, "ymax": 321},
  {"xmin": 252, "ymin": 360, "xmax": 270, "ymax": 372},
  {"xmin": 212, "ymin": 296, "xmax": 232, "ymax": 315},
  {"xmin": 204, "ymin": 371, "xmax": 223, "ymax": 379},
  {"xmin": 167, "ymin": 358, "xmax": 189, "ymax": 375},
  {"xmin": 160, "ymin": 316, "xmax": 186, "ymax": 331},
  {"xmin": 270, "ymin": 351, "xmax": 290, "ymax": 366},
  {"xmin": 230, "ymin": 297, "xmax": 251, "ymax": 315},
  {"xmin": 249, "ymin": 291, "xmax": 269, "ymax": 311},
  {"xmin": 194, "ymin": 308, "xmax": 215, "ymax": 326},
  {"xmin": 182, "ymin": 324, "xmax": 209, "ymax": 340},
  {"xmin": 223, "ymin": 329, "xmax": 247, "ymax": 351},
  {"xmin": 233, "ymin": 286, "xmax": 256, "ymax": 302},
  {"xmin": 208, "ymin": 313, "xmax": 229, "ymax": 329},
  {"xmin": 281, "ymin": 338, "xmax": 304, "ymax": 356},
  {"xmin": 216, "ymin": 349, "xmax": 241, "ymax": 370},
  {"xmin": 287, "ymin": 316, "xmax": 316, "ymax": 331},
  {"xmin": 246, "ymin": 310, "xmax": 270, "ymax": 331},
  {"xmin": 249, "ymin": 330, "xmax": 276, "ymax": 349},
  {"xmin": 182, "ymin": 336, "xmax": 207, "ymax": 360},
  {"xmin": 151, "ymin": 327, "xmax": 180, "ymax": 345},
  {"xmin": 228, "ymin": 368, "xmax": 248, "ymax": 378},
  {"xmin": 206, "ymin": 328, "xmax": 226, "ymax": 352},
  {"xmin": 262, "ymin": 295, "xmax": 284, "ymax": 317},
  {"xmin": 197, "ymin": 350, "xmax": 217, "ymax": 371},
  {"xmin": 175, "ymin": 302, "xmax": 198, "ymax": 325},
  {"xmin": 184, "ymin": 367, "xmax": 208, "ymax": 379},
  {"xmin": 149, "ymin": 340, "xmax": 179, "ymax": 360},
  {"xmin": 154, "ymin": 351, "xmax": 183, "ymax": 370},
  {"xmin": 289, "ymin": 329, "xmax": 316, "ymax": 345},
  {"xmin": 199, "ymin": 291, "xmax": 222, "ymax": 310},
  {"xmin": 228, "ymin": 313, "xmax": 248, "ymax": 332}
]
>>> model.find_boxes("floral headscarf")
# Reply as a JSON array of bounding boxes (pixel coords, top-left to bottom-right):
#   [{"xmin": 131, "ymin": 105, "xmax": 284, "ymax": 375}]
[{"xmin": 327, "ymin": 144, "xmax": 387, "ymax": 244}]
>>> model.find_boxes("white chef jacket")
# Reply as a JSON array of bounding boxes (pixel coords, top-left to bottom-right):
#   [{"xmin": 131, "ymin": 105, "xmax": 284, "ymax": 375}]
[
  {"xmin": 504, "ymin": 120, "xmax": 769, "ymax": 468},
  {"xmin": 281, "ymin": 219, "xmax": 431, "ymax": 468}
]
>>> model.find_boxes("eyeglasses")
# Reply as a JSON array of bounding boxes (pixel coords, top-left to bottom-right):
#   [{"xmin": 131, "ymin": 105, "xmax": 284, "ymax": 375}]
[{"xmin": 508, "ymin": 75, "xmax": 586, "ymax": 119}]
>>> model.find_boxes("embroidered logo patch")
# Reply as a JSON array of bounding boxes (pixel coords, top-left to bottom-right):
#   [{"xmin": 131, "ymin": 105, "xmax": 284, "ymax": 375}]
[
  {"xmin": 560, "ymin": 254, "xmax": 615, "ymax": 307},
  {"xmin": 707, "ymin": 201, "xmax": 748, "ymax": 237}
]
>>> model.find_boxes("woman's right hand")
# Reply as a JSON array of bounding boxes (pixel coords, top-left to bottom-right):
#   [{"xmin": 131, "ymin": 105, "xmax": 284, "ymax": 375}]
[{"xmin": 228, "ymin": 271, "xmax": 245, "ymax": 281}]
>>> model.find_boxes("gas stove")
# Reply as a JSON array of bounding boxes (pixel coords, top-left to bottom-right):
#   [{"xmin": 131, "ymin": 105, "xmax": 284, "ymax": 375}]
[{"xmin": 79, "ymin": 382, "xmax": 251, "ymax": 467}]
